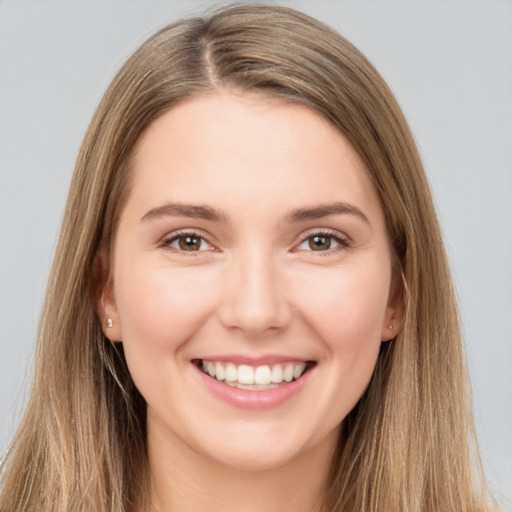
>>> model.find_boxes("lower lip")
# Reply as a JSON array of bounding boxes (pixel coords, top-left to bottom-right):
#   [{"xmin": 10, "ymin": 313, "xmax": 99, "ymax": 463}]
[{"xmin": 195, "ymin": 365, "xmax": 312, "ymax": 410}]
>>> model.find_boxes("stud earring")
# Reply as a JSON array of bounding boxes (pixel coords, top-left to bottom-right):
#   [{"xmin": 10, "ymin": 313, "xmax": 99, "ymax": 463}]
[
  {"xmin": 106, "ymin": 318, "xmax": 113, "ymax": 328},
  {"xmin": 388, "ymin": 323, "xmax": 393, "ymax": 330}
]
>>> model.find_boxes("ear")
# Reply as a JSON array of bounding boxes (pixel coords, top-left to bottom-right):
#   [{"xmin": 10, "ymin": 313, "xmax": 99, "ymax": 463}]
[
  {"xmin": 381, "ymin": 270, "xmax": 405, "ymax": 342},
  {"xmin": 93, "ymin": 243, "xmax": 122, "ymax": 342}
]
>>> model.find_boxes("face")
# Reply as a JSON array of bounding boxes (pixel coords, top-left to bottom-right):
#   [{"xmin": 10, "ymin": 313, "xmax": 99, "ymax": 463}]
[{"xmin": 101, "ymin": 93, "xmax": 402, "ymax": 471}]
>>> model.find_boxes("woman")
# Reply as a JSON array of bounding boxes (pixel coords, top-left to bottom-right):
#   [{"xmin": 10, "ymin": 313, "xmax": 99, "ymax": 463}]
[{"xmin": 0, "ymin": 4, "xmax": 491, "ymax": 511}]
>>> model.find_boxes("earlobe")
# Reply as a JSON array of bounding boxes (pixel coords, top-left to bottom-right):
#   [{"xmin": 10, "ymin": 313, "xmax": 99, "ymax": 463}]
[
  {"xmin": 100, "ymin": 289, "xmax": 122, "ymax": 342},
  {"xmin": 381, "ymin": 316, "xmax": 402, "ymax": 341},
  {"xmin": 381, "ymin": 272, "xmax": 405, "ymax": 342},
  {"xmin": 101, "ymin": 308, "xmax": 122, "ymax": 342},
  {"xmin": 93, "ymin": 244, "xmax": 122, "ymax": 342},
  {"xmin": 99, "ymin": 284, "xmax": 123, "ymax": 343}
]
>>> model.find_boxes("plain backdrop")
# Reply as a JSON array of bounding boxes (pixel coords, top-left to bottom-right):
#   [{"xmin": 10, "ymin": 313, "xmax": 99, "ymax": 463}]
[{"xmin": 1, "ymin": 0, "xmax": 511, "ymax": 506}]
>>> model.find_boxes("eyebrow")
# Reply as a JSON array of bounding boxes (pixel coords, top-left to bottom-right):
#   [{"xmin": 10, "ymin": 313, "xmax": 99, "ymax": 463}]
[
  {"xmin": 141, "ymin": 201, "xmax": 369, "ymax": 225},
  {"xmin": 141, "ymin": 203, "xmax": 227, "ymax": 223},
  {"xmin": 287, "ymin": 201, "xmax": 370, "ymax": 225}
]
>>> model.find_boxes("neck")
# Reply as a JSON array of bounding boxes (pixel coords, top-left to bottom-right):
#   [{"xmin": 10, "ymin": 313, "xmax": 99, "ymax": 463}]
[{"xmin": 147, "ymin": 424, "xmax": 336, "ymax": 512}]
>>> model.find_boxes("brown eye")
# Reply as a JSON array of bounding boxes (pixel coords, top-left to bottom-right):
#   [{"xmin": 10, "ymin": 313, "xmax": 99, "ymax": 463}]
[
  {"xmin": 308, "ymin": 235, "xmax": 332, "ymax": 251},
  {"xmin": 164, "ymin": 232, "xmax": 212, "ymax": 252},
  {"xmin": 178, "ymin": 235, "xmax": 203, "ymax": 251},
  {"xmin": 295, "ymin": 231, "xmax": 347, "ymax": 254}
]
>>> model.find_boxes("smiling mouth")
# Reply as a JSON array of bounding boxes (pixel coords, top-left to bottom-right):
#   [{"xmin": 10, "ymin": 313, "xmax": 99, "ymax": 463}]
[{"xmin": 194, "ymin": 359, "xmax": 316, "ymax": 390}]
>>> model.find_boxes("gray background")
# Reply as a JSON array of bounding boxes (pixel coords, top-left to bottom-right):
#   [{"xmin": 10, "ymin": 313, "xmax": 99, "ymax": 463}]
[{"xmin": 1, "ymin": 0, "xmax": 511, "ymax": 506}]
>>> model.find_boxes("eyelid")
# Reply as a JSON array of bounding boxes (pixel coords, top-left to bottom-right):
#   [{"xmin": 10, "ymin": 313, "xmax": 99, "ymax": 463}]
[
  {"xmin": 293, "ymin": 228, "xmax": 350, "ymax": 253},
  {"xmin": 160, "ymin": 227, "xmax": 349, "ymax": 254},
  {"xmin": 161, "ymin": 229, "xmax": 217, "ymax": 252}
]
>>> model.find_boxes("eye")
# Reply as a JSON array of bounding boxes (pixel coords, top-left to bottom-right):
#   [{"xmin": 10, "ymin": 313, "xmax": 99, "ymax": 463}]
[
  {"xmin": 162, "ymin": 231, "xmax": 214, "ymax": 253},
  {"xmin": 295, "ymin": 231, "xmax": 348, "ymax": 253}
]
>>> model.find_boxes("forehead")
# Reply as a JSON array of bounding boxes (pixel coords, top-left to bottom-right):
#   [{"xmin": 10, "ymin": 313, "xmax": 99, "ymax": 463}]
[{"xmin": 125, "ymin": 92, "xmax": 382, "ymax": 224}]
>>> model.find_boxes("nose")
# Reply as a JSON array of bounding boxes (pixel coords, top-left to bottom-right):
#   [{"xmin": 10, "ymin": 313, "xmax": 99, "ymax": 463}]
[{"xmin": 217, "ymin": 249, "xmax": 293, "ymax": 337}]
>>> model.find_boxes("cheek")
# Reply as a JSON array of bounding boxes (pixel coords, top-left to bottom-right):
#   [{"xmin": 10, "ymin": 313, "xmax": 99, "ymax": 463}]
[
  {"xmin": 293, "ymin": 262, "xmax": 390, "ymax": 345},
  {"xmin": 112, "ymin": 257, "xmax": 223, "ymax": 410},
  {"xmin": 113, "ymin": 257, "xmax": 219, "ymax": 353},
  {"xmin": 282, "ymin": 261, "xmax": 390, "ymax": 434},
  {"xmin": 290, "ymin": 260, "xmax": 390, "ymax": 408}
]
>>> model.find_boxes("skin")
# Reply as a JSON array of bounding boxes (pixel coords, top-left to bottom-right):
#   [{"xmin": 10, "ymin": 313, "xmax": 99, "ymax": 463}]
[{"xmin": 100, "ymin": 92, "xmax": 403, "ymax": 512}]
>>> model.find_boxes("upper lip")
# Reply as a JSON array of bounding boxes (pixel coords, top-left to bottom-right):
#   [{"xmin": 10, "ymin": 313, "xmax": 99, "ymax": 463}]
[{"xmin": 194, "ymin": 354, "xmax": 313, "ymax": 366}]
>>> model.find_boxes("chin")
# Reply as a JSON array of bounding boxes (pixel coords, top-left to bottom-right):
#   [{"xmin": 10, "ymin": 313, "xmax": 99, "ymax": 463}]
[
  {"xmin": 191, "ymin": 418, "xmax": 338, "ymax": 473},
  {"xmin": 204, "ymin": 442, "xmax": 307, "ymax": 472}
]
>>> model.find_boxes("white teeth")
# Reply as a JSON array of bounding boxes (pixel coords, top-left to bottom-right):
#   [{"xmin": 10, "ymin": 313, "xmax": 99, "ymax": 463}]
[
  {"xmin": 225, "ymin": 363, "xmax": 237, "ymax": 382},
  {"xmin": 238, "ymin": 365, "xmax": 254, "ymax": 385},
  {"xmin": 254, "ymin": 365, "xmax": 271, "ymax": 384},
  {"xmin": 199, "ymin": 360, "xmax": 309, "ymax": 386},
  {"xmin": 293, "ymin": 362, "xmax": 306, "ymax": 380},
  {"xmin": 215, "ymin": 362, "xmax": 225, "ymax": 381},
  {"xmin": 271, "ymin": 364, "xmax": 283, "ymax": 383},
  {"xmin": 283, "ymin": 363, "xmax": 294, "ymax": 382},
  {"xmin": 225, "ymin": 381, "xmax": 279, "ymax": 390}
]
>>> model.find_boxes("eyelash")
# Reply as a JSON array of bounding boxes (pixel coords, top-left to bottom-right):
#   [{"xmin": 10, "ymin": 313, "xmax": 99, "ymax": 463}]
[
  {"xmin": 162, "ymin": 230, "xmax": 215, "ymax": 255},
  {"xmin": 161, "ymin": 229, "xmax": 350, "ymax": 256},
  {"xmin": 294, "ymin": 229, "xmax": 350, "ymax": 256}
]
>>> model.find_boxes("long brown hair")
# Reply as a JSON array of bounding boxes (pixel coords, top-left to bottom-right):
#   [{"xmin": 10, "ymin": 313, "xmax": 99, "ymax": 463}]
[{"xmin": 0, "ymin": 4, "xmax": 488, "ymax": 511}]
